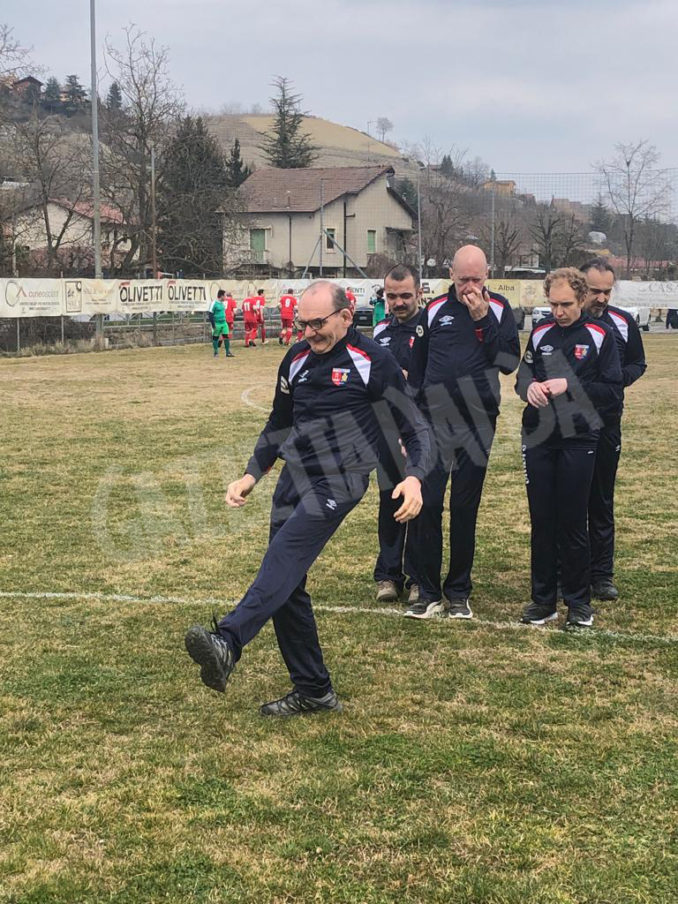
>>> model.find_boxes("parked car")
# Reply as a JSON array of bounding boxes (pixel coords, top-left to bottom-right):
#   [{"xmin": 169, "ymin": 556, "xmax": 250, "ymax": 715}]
[
  {"xmin": 531, "ymin": 306, "xmax": 552, "ymax": 326},
  {"xmin": 617, "ymin": 305, "xmax": 651, "ymax": 332},
  {"xmin": 353, "ymin": 305, "xmax": 374, "ymax": 327}
]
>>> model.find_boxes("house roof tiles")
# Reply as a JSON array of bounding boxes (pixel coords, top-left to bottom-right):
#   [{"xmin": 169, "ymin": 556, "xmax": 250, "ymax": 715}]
[{"xmin": 241, "ymin": 165, "xmax": 396, "ymax": 213}]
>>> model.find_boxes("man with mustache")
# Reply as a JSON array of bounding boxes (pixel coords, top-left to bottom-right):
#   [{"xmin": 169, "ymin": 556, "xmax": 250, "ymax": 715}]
[
  {"xmin": 371, "ymin": 264, "xmax": 425, "ymax": 604},
  {"xmin": 580, "ymin": 258, "xmax": 647, "ymax": 602}
]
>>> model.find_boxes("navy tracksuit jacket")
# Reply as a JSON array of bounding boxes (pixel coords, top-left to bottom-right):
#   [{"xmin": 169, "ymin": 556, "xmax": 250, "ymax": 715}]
[
  {"xmin": 372, "ymin": 312, "xmax": 423, "ymax": 589},
  {"xmin": 407, "ymin": 287, "xmax": 520, "ymax": 603},
  {"xmin": 587, "ymin": 305, "xmax": 646, "ymax": 582},
  {"xmin": 216, "ymin": 326, "xmax": 431, "ymax": 696},
  {"xmin": 515, "ymin": 313, "xmax": 623, "ymax": 608}
]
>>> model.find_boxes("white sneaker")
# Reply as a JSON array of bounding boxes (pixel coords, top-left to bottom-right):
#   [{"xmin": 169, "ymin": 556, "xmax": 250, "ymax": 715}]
[{"xmin": 404, "ymin": 599, "xmax": 445, "ymax": 619}]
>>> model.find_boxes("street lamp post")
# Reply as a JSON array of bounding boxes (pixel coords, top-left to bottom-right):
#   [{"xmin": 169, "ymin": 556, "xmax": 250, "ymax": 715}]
[
  {"xmin": 90, "ymin": 0, "xmax": 103, "ymax": 344},
  {"xmin": 417, "ymin": 166, "xmax": 423, "ymax": 284}
]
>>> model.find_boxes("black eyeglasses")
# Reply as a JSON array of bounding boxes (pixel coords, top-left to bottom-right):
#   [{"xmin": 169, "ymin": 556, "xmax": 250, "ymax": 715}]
[{"xmin": 294, "ymin": 310, "xmax": 342, "ymax": 332}]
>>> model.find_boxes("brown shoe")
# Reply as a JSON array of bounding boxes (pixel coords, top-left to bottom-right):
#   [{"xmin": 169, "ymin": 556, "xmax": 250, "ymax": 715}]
[{"xmin": 376, "ymin": 580, "xmax": 400, "ymax": 603}]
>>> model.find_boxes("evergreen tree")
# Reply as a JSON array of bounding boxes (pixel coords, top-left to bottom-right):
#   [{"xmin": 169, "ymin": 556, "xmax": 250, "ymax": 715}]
[
  {"xmin": 225, "ymin": 137, "xmax": 252, "ymax": 187},
  {"xmin": 64, "ymin": 74, "xmax": 87, "ymax": 114},
  {"xmin": 260, "ymin": 76, "xmax": 317, "ymax": 168},
  {"xmin": 589, "ymin": 194, "xmax": 611, "ymax": 235},
  {"xmin": 394, "ymin": 177, "xmax": 418, "ymax": 212},
  {"xmin": 106, "ymin": 81, "xmax": 122, "ymax": 112},
  {"xmin": 439, "ymin": 154, "xmax": 454, "ymax": 178},
  {"xmin": 157, "ymin": 115, "xmax": 233, "ymax": 276},
  {"xmin": 43, "ymin": 77, "xmax": 62, "ymax": 113}
]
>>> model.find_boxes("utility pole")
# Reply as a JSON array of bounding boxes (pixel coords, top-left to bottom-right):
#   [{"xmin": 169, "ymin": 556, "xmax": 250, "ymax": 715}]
[
  {"xmin": 489, "ymin": 171, "xmax": 496, "ymax": 278},
  {"xmin": 417, "ymin": 166, "xmax": 423, "ymax": 284},
  {"xmin": 319, "ymin": 179, "xmax": 324, "ymax": 277},
  {"xmin": 90, "ymin": 0, "xmax": 103, "ymax": 345},
  {"xmin": 150, "ymin": 145, "xmax": 158, "ymax": 277}
]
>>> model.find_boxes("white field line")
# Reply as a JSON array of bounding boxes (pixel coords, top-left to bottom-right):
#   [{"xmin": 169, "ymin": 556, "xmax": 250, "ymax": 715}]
[
  {"xmin": 240, "ymin": 386, "xmax": 271, "ymax": 413},
  {"xmin": 0, "ymin": 590, "xmax": 676, "ymax": 647}
]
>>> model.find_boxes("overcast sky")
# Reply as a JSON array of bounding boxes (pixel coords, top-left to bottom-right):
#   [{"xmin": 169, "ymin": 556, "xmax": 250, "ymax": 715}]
[{"xmin": 5, "ymin": 0, "xmax": 677, "ymax": 175}]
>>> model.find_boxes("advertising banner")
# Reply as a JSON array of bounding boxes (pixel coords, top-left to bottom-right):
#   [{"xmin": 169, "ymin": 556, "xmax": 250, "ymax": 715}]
[
  {"xmin": 1, "ymin": 276, "xmax": 672, "ymax": 319},
  {"xmin": 0, "ymin": 279, "xmax": 63, "ymax": 318}
]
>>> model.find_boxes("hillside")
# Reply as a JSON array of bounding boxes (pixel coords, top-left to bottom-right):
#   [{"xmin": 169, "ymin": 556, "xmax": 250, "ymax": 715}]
[{"xmin": 205, "ymin": 113, "xmax": 408, "ymax": 171}]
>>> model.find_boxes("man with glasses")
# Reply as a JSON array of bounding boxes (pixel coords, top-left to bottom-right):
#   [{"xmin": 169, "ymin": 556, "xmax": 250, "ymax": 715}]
[
  {"xmin": 580, "ymin": 258, "xmax": 647, "ymax": 602},
  {"xmin": 185, "ymin": 281, "xmax": 431, "ymax": 717},
  {"xmin": 372, "ymin": 264, "xmax": 424, "ymax": 604}
]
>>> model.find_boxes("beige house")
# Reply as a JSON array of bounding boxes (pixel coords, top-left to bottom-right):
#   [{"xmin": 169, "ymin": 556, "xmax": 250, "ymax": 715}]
[
  {"xmin": 5, "ymin": 198, "xmax": 133, "ymax": 273},
  {"xmin": 230, "ymin": 166, "xmax": 415, "ymax": 277}
]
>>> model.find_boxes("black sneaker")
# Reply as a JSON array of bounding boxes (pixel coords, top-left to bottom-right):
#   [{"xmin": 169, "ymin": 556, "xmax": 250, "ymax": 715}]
[
  {"xmin": 447, "ymin": 599, "xmax": 473, "ymax": 619},
  {"xmin": 592, "ymin": 579, "xmax": 619, "ymax": 601},
  {"xmin": 564, "ymin": 605, "xmax": 595, "ymax": 629},
  {"xmin": 520, "ymin": 602, "xmax": 558, "ymax": 625},
  {"xmin": 184, "ymin": 619, "xmax": 235, "ymax": 692},
  {"xmin": 259, "ymin": 689, "xmax": 343, "ymax": 717},
  {"xmin": 404, "ymin": 599, "xmax": 445, "ymax": 619}
]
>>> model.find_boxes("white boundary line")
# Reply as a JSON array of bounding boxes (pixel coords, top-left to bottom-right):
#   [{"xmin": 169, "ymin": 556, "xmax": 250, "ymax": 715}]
[
  {"xmin": 240, "ymin": 386, "xmax": 271, "ymax": 413},
  {"xmin": 0, "ymin": 590, "xmax": 676, "ymax": 647}
]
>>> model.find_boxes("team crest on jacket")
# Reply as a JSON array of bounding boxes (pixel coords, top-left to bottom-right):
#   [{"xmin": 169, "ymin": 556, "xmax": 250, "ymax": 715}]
[
  {"xmin": 331, "ymin": 367, "xmax": 350, "ymax": 386},
  {"xmin": 574, "ymin": 344, "xmax": 589, "ymax": 360}
]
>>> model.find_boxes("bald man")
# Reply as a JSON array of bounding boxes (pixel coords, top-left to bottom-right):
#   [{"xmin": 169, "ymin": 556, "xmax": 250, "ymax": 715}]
[
  {"xmin": 406, "ymin": 245, "xmax": 520, "ymax": 619},
  {"xmin": 185, "ymin": 281, "xmax": 431, "ymax": 716}
]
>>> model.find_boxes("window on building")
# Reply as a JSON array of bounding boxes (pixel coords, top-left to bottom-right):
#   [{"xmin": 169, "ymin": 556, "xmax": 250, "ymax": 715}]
[
  {"xmin": 367, "ymin": 229, "xmax": 377, "ymax": 254},
  {"xmin": 325, "ymin": 228, "xmax": 336, "ymax": 252},
  {"xmin": 250, "ymin": 228, "xmax": 266, "ymax": 262}
]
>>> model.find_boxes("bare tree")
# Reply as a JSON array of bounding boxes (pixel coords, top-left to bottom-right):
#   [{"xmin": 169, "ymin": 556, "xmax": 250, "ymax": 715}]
[
  {"xmin": 376, "ymin": 117, "xmax": 393, "ymax": 143},
  {"xmin": 479, "ymin": 213, "xmax": 523, "ymax": 276},
  {"xmin": 597, "ymin": 140, "xmax": 672, "ymax": 277},
  {"xmin": 0, "ymin": 24, "xmax": 30, "ymax": 81},
  {"xmin": 420, "ymin": 168, "xmax": 469, "ymax": 274},
  {"xmin": 528, "ymin": 203, "xmax": 563, "ymax": 273},
  {"xmin": 103, "ymin": 26, "xmax": 184, "ymax": 271},
  {"xmin": 4, "ymin": 112, "xmax": 90, "ymax": 273},
  {"xmin": 636, "ymin": 216, "xmax": 676, "ymax": 278},
  {"xmin": 528, "ymin": 203, "xmax": 586, "ymax": 272}
]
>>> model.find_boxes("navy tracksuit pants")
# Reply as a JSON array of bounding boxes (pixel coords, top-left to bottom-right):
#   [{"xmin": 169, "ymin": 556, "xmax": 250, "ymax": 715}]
[
  {"xmin": 523, "ymin": 437, "xmax": 598, "ymax": 608},
  {"xmin": 416, "ymin": 416, "xmax": 496, "ymax": 603},
  {"xmin": 373, "ymin": 463, "xmax": 418, "ymax": 590},
  {"xmin": 217, "ymin": 466, "xmax": 368, "ymax": 697},
  {"xmin": 588, "ymin": 419, "xmax": 622, "ymax": 583}
]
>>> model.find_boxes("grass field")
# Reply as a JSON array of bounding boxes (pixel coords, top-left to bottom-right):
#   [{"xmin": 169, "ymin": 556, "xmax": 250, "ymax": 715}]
[{"xmin": 1, "ymin": 334, "xmax": 677, "ymax": 903}]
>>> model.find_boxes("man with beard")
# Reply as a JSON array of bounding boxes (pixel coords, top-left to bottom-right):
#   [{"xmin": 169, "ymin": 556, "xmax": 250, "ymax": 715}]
[
  {"xmin": 372, "ymin": 265, "xmax": 425, "ymax": 603},
  {"xmin": 580, "ymin": 258, "xmax": 646, "ymax": 602}
]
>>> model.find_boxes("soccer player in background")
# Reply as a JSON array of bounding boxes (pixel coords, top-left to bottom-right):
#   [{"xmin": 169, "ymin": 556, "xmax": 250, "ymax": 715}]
[
  {"xmin": 278, "ymin": 288, "xmax": 298, "ymax": 345},
  {"xmin": 207, "ymin": 290, "xmax": 231, "ymax": 357},
  {"xmin": 242, "ymin": 294, "xmax": 259, "ymax": 348},
  {"xmin": 254, "ymin": 288, "xmax": 268, "ymax": 344}
]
